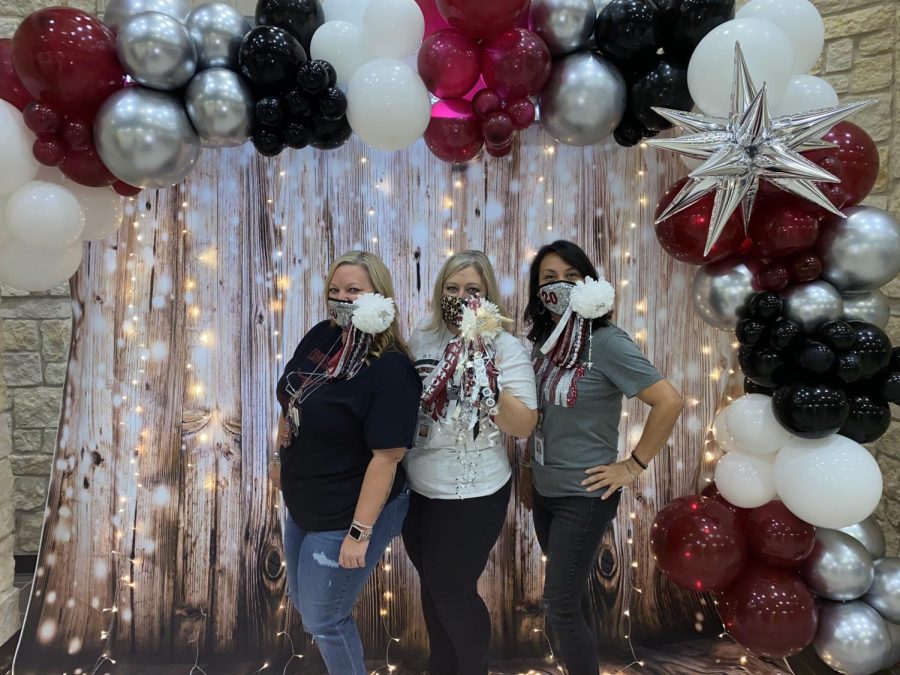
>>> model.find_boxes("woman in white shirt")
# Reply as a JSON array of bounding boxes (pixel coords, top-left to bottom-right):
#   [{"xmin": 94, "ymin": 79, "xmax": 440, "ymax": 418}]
[{"xmin": 403, "ymin": 250, "xmax": 538, "ymax": 675}]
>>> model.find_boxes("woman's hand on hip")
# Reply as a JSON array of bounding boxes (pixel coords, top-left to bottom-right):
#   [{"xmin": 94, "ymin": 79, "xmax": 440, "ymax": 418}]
[
  {"xmin": 339, "ymin": 536, "xmax": 369, "ymax": 569},
  {"xmin": 268, "ymin": 462, "xmax": 281, "ymax": 490},
  {"xmin": 582, "ymin": 460, "xmax": 637, "ymax": 499}
]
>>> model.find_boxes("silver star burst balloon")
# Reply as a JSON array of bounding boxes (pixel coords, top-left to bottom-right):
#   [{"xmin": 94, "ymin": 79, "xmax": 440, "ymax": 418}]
[{"xmin": 647, "ymin": 43, "xmax": 874, "ymax": 256}]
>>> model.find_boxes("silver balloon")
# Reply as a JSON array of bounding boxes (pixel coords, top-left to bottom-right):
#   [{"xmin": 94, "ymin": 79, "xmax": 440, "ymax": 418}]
[
  {"xmin": 95, "ymin": 88, "xmax": 201, "ymax": 189},
  {"xmin": 538, "ymin": 51, "xmax": 625, "ymax": 146},
  {"xmin": 818, "ymin": 206, "xmax": 900, "ymax": 292},
  {"xmin": 117, "ymin": 12, "xmax": 198, "ymax": 90},
  {"xmin": 801, "ymin": 529, "xmax": 874, "ymax": 601},
  {"xmin": 842, "ymin": 290, "xmax": 890, "ymax": 329},
  {"xmin": 883, "ymin": 621, "xmax": 900, "ymax": 671},
  {"xmin": 104, "ymin": 0, "xmax": 191, "ymax": 29},
  {"xmin": 864, "ymin": 558, "xmax": 900, "ymax": 624},
  {"xmin": 691, "ymin": 259, "xmax": 756, "ymax": 331},
  {"xmin": 186, "ymin": 3, "xmax": 251, "ymax": 70},
  {"xmin": 814, "ymin": 601, "xmax": 892, "ymax": 675},
  {"xmin": 185, "ymin": 69, "xmax": 254, "ymax": 148},
  {"xmin": 839, "ymin": 517, "xmax": 887, "ymax": 560},
  {"xmin": 782, "ymin": 280, "xmax": 844, "ymax": 332},
  {"xmin": 530, "ymin": 0, "xmax": 596, "ymax": 56}
]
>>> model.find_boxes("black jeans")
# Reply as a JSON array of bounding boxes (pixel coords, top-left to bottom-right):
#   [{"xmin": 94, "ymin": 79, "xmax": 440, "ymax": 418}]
[
  {"xmin": 402, "ymin": 480, "xmax": 511, "ymax": 675},
  {"xmin": 532, "ymin": 489, "xmax": 622, "ymax": 675}
]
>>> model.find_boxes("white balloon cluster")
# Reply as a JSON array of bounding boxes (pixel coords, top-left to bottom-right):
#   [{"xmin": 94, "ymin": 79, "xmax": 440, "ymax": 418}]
[
  {"xmin": 0, "ymin": 101, "xmax": 125, "ymax": 293},
  {"xmin": 712, "ymin": 393, "xmax": 883, "ymax": 529},
  {"xmin": 688, "ymin": 0, "xmax": 836, "ymax": 118},
  {"xmin": 313, "ymin": 0, "xmax": 431, "ymax": 151}
]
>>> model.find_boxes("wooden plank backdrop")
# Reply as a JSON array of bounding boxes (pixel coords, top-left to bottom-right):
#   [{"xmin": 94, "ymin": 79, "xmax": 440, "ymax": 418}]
[{"xmin": 13, "ymin": 129, "xmax": 737, "ymax": 673}]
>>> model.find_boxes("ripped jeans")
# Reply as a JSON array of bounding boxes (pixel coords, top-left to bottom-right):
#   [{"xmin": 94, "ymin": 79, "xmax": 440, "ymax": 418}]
[{"xmin": 282, "ymin": 489, "xmax": 409, "ymax": 675}]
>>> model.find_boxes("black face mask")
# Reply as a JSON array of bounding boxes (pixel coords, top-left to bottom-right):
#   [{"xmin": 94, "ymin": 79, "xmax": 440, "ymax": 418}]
[
  {"xmin": 328, "ymin": 298, "xmax": 355, "ymax": 328},
  {"xmin": 539, "ymin": 280, "xmax": 575, "ymax": 316},
  {"xmin": 441, "ymin": 294, "xmax": 466, "ymax": 327}
]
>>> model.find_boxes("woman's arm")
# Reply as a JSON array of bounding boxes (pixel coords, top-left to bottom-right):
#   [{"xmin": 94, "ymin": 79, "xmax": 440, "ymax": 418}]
[
  {"xmin": 268, "ymin": 415, "xmax": 290, "ymax": 489},
  {"xmin": 582, "ymin": 379, "xmax": 684, "ymax": 499},
  {"xmin": 339, "ymin": 447, "xmax": 405, "ymax": 569},
  {"xmin": 494, "ymin": 390, "xmax": 538, "ymax": 438}
]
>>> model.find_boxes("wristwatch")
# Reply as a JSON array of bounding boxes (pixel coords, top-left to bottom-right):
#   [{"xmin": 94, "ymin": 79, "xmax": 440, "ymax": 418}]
[{"xmin": 348, "ymin": 523, "xmax": 373, "ymax": 542}]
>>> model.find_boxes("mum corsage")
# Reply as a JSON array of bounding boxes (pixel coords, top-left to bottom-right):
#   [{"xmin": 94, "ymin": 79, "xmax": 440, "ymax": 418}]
[{"xmin": 352, "ymin": 293, "xmax": 395, "ymax": 335}]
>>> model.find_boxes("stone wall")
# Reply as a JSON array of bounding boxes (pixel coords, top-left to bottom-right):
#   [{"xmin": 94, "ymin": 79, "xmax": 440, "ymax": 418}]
[{"xmin": 0, "ymin": 297, "xmax": 20, "ymax": 646}]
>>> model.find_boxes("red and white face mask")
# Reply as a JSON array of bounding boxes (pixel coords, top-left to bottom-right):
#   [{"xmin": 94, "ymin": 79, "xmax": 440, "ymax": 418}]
[{"xmin": 539, "ymin": 280, "xmax": 575, "ymax": 316}]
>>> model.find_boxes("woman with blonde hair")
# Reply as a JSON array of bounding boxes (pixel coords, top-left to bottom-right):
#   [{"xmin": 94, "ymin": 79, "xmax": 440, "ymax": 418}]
[
  {"xmin": 271, "ymin": 250, "xmax": 421, "ymax": 675},
  {"xmin": 403, "ymin": 250, "xmax": 538, "ymax": 675}
]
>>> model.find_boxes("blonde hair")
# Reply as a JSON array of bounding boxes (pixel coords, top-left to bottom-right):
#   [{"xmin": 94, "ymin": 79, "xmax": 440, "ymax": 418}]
[
  {"xmin": 427, "ymin": 250, "xmax": 506, "ymax": 332},
  {"xmin": 325, "ymin": 251, "xmax": 411, "ymax": 359}
]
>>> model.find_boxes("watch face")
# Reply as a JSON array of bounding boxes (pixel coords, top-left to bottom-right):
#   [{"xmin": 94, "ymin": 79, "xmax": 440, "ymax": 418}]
[{"xmin": 348, "ymin": 525, "xmax": 362, "ymax": 541}]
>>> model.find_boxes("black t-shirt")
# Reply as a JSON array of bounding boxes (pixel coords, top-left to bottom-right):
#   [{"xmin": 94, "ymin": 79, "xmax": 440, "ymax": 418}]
[{"xmin": 276, "ymin": 320, "xmax": 421, "ymax": 532}]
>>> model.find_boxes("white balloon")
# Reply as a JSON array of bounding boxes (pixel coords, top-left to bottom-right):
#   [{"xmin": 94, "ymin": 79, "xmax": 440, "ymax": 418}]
[
  {"xmin": 310, "ymin": 21, "xmax": 371, "ymax": 86},
  {"xmin": 724, "ymin": 394, "xmax": 793, "ymax": 455},
  {"xmin": 688, "ymin": 18, "xmax": 794, "ymax": 118},
  {"xmin": 714, "ymin": 450, "xmax": 777, "ymax": 508},
  {"xmin": 323, "ymin": 0, "xmax": 371, "ymax": 24},
  {"xmin": 774, "ymin": 74, "xmax": 838, "ymax": 116},
  {"xmin": 70, "ymin": 185, "xmax": 126, "ymax": 241},
  {"xmin": 362, "ymin": 0, "xmax": 424, "ymax": 59},
  {"xmin": 737, "ymin": 0, "xmax": 824, "ymax": 74},
  {"xmin": 346, "ymin": 58, "xmax": 431, "ymax": 151},
  {"xmin": 775, "ymin": 436, "xmax": 883, "ymax": 529},
  {"xmin": 0, "ymin": 238, "xmax": 83, "ymax": 293},
  {"xmin": 712, "ymin": 408, "xmax": 740, "ymax": 453},
  {"xmin": 6, "ymin": 181, "xmax": 85, "ymax": 249},
  {"xmin": 0, "ymin": 197, "xmax": 9, "ymax": 247},
  {"xmin": 0, "ymin": 101, "xmax": 40, "ymax": 197}
]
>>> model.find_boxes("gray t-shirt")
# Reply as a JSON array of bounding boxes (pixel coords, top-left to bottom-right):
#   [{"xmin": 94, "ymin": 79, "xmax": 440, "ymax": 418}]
[{"xmin": 532, "ymin": 324, "xmax": 663, "ymax": 498}]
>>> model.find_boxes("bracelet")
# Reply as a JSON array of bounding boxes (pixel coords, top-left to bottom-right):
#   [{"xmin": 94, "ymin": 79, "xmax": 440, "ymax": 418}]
[
  {"xmin": 630, "ymin": 452, "xmax": 648, "ymax": 470},
  {"xmin": 352, "ymin": 519, "xmax": 373, "ymax": 531}
]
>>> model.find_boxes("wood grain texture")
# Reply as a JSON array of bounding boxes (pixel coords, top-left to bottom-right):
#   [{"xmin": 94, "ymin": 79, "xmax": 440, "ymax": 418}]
[{"xmin": 14, "ymin": 130, "xmax": 735, "ymax": 672}]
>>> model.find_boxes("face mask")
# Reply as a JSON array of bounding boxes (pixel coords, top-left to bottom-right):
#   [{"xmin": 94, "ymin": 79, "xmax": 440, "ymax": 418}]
[
  {"xmin": 328, "ymin": 299, "xmax": 355, "ymax": 328},
  {"xmin": 539, "ymin": 280, "xmax": 575, "ymax": 316},
  {"xmin": 441, "ymin": 294, "xmax": 466, "ymax": 327}
]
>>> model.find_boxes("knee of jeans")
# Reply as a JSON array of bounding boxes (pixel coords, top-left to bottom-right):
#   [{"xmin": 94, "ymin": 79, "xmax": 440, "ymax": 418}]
[
  {"xmin": 541, "ymin": 595, "xmax": 581, "ymax": 623},
  {"xmin": 298, "ymin": 606, "xmax": 351, "ymax": 637}
]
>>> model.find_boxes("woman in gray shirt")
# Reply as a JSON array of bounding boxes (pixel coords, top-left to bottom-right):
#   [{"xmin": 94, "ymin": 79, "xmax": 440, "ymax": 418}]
[{"xmin": 522, "ymin": 240, "xmax": 683, "ymax": 675}]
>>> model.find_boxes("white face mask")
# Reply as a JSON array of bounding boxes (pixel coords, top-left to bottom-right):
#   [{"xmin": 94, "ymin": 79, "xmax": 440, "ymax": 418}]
[
  {"xmin": 539, "ymin": 280, "xmax": 575, "ymax": 316},
  {"xmin": 328, "ymin": 299, "xmax": 355, "ymax": 328}
]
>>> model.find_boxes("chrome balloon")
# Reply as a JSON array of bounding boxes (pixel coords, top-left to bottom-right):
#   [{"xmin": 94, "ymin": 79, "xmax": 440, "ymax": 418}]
[
  {"xmin": 839, "ymin": 517, "xmax": 887, "ymax": 560},
  {"xmin": 104, "ymin": 0, "xmax": 191, "ymax": 28},
  {"xmin": 116, "ymin": 11, "xmax": 198, "ymax": 90},
  {"xmin": 691, "ymin": 259, "xmax": 756, "ymax": 331},
  {"xmin": 801, "ymin": 529, "xmax": 874, "ymax": 602},
  {"xmin": 818, "ymin": 206, "xmax": 900, "ymax": 292},
  {"xmin": 864, "ymin": 558, "xmax": 900, "ymax": 624},
  {"xmin": 842, "ymin": 290, "xmax": 890, "ymax": 329},
  {"xmin": 814, "ymin": 600, "xmax": 892, "ymax": 675},
  {"xmin": 530, "ymin": 0, "xmax": 595, "ymax": 55},
  {"xmin": 782, "ymin": 280, "xmax": 844, "ymax": 332},
  {"xmin": 186, "ymin": 2, "xmax": 252, "ymax": 70},
  {"xmin": 185, "ymin": 69, "xmax": 254, "ymax": 148}
]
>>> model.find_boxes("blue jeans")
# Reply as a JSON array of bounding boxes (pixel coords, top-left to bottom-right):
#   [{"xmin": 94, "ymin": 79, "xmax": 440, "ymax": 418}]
[{"xmin": 282, "ymin": 489, "xmax": 409, "ymax": 675}]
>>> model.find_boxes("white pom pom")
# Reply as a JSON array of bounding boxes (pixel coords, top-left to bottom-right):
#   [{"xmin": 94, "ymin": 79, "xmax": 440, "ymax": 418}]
[
  {"xmin": 569, "ymin": 277, "xmax": 615, "ymax": 319},
  {"xmin": 459, "ymin": 299, "xmax": 505, "ymax": 343},
  {"xmin": 352, "ymin": 293, "xmax": 395, "ymax": 335}
]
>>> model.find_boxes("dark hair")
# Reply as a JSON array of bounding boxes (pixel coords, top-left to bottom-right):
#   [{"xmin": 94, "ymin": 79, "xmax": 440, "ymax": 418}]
[{"xmin": 524, "ymin": 240, "xmax": 613, "ymax": 344}]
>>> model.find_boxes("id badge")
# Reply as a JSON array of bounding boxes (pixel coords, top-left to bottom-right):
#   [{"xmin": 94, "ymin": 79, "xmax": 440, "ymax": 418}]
[
  {"xmin": 532, "ymin": 427, "xmax": 545, "ymax": 466},
  {"xmin": 415, "ymin": 412, "xmax": 433, "ymax": 450}
]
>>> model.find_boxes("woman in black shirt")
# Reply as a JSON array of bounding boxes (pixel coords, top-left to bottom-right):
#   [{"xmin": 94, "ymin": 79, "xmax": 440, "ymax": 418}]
[{"xmin": 272, "ymin": 251, "xmax": 421, "ymax": 675}]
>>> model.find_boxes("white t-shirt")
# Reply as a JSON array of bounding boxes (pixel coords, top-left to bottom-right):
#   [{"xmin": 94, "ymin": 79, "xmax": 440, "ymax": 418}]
[{"xmin": 404, "ymin": 321, "xmax": 538, "ymax": 500}]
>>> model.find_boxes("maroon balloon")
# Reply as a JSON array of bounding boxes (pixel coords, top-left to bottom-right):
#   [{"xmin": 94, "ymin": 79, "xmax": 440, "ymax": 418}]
[
  {"xmin": 506, "ymin": 98, "xmax": 535, "ymax": 129},
  {"xmin": 472, "ymin": 88, "xmax": 503, "ymax": 118},
  {"xmin": 11, "ymin": 8, "xmax": 126, "ymax": 120},
  {"xmin": 482, "ymin": 111, "xmax": 514, "ymax": 145},
  {"xmin": 113, "ymin": 180, "xmax": 142, "ymax": 197},
  {"xmin": 805, "ymin": 121, "xmax": 879, "ymax": 207},
  {"xmin": 23, "ymin": 101, "xmax": 62, "ymax": 135},
  {"xmin": 33, "ymin": 136, "xmax": 65, "ymax": 166},
  {"xmin": 59, "ymin": 146, "xmax": 116, "ymax": 187},
  {"xmin": 424, "ymin": 100, "xmax": 484, "ymax": 163},
  {"xmin": 481, "ymin": 28, "xmax": 551, "ymax": 101},
  {"xmin": 0, "ymin": 38, "xmax": 31, "ymax": 110},
  {"xmin": 651, "ymin": 495, "xmax": 748, "ymax": 592},
  {"xmin": 62, "ymin": 118, "xmax": 91, "ymax": 152},
  {"xmin": 435, "ymin": 0, "xmax": 531, "ymax": 40},
  {"xmin": 748, "ymin": 196, "xmax": 822, "ymax": 259},
  {"xmin": 654, "ymin": 178, "xmax": 746, "ymax": 265},
  {"xmin": 756, "ymin": 263, "xmax": 790, "ymax": 292},
  {"xmin": 417, "ymin": 30, "xmax": 482, "ymax": 100},
  {"xmin": 485, "ymin": 137, "xmax": 513, "ymax": 157},
  {"xmin": 700, "ymin": 483, "xmax": 750, "ymax": 525},
  {"xmin": 744, "ymin": 501, "xmax": 815, "ymax": 568},
  {"xmin": 789, "ymin": 254, "xmax": 822, "ymax": 284},
  {"xmin": 717, "ymin": 562, "xmax": 818, "ymax": 658}
]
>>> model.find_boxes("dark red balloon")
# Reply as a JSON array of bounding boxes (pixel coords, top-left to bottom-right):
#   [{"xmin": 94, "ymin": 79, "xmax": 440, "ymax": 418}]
[
  {"xmin": 748, "ymin": 196, "xmax": 822, "ymax": 259},
  {"xmin": 756, "ymin": 263, "xmax": 790, "ymax": 292},
  {"xmin": 744, "ymin": 501, "xmax": 815, "ymax": 568},
  {"xmin": 424, "ymin": 100, "xmax": 483, "ymax": 163},
  {"xmin": 700, "ymin": 483, "xmax": 750, "ymax": 525},
  {"xmin": 717, "ymin": 562, "xmax": 818, "ymax": 658},
  {"xmin": 417, "ymin": 29, "xmax": 482, "ymax": 100},
  {"xmin": 11, "ymin": 8, "xmax": 126, "ymax": 120},
  {"xmin": 654, "ymin": 177, "xmax": 746, "ymax": 265},
  {"xmin": 481, "ymin": 28, "xmax": 551, "ymax": 101},
  {"xmin": 113, "ymin": 180, "xmax": 142, "ymax": 197},
  {"xmin": 506, "ymin": 98, "xmax": 535, "ymax": 129},
  {"xmin": 61, "ymin": 118, "xmax": 91, "ymax": 152},
  {"xmin": 435, "ymin": 0, "xmax": 531, "ymax": 40},
  {"xmin": 472, "ymin": 88, "xmax": 503, "ymax": 118},
  {"xmin": 651, "ymin": 495, "xmax": 748, "ymax": 592},
  {"xmin": 485, "ymin": 138, "xmax": 513, "ymax": 157},
  {"xmin": 23, "ymin": 101, "xmax": 61, "ymax": 135},
  {"xmin": 0, "ymin": 38, "xmax": 31, "ymax": 110},
  {"xmin": 59, "ymin": 146, "xmax": 116, "ymax": 187},
  {"xmin": 482, "ymin": 111, "xmax": 514, "ymax": 145},
  {"xmin": 805, "ymin": 121, "xmax": 879, "ymax": 207},
  {"xmin": 789, "ymin": 254, "xmax": 822, "ymax": 284},
  {"xmin": 33, "ymin": 136, "xmax": 65, "ymax": 166}
]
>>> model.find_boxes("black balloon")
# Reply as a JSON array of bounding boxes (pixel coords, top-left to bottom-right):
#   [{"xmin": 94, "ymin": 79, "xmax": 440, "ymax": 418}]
[
  {"xmin": 317, "ymin": 59, "xmax": 337, "ymax": 87},
  {"xmin": 739, "ymin": 345, "xmax": 786, "ymax": 388},
  {"xmin": 877, "ymin": 370, "xmax": 900, "ymax": 403},
  {"xmin": 297, "ymin": 60, "xmax": 329, "ymax": 95},
  {"xmin": 317, "ymin": 87, "xmax": 347, "ymax": 121},
  {"xmin": 797, "ymin": 340, "xmax": 835, "ymax": 374},
  {"xmin": 770, "ymin": 319, "xmax": 802, "ymax": 351},
  {"xmin": 839, "ymin": 394, "xmax": 891, "ymax": 444},
  {"xmin": 628, "ymin": 57, "xmax": 692, "ymax": 132},
  {"xmin": 239, "ymin": 26, "xmax": 306, "ymax": 89},
  {"xmin": 833, "ymin": 351, "xmax": 864, "ymax": 384},
  {"xmin": 744, "ymin": 377, "xmax": 776, "ymax": 397},
  {"xmin": 852, "ymin": 323, "xmax": 892, "ymax": 377},
  {"xmin": 255, "ymin": 0, "xmax": 322, "ymax": 53},
  {"xmin": 654, "ymin": 0, "xmax": 735, "ymax": 62},
  {"xmin": 890, "ymin": 347, "xmax": 900, "ymax": 371},
  {"xmin": 613, "ymin": 111, "xmax": 647, "ymax": 147},
  {"xmin": 284, "ymin": 87, "xmax": 313, "ymax": 117},
  {"xmin": 773, "ymin": 384, "xmax": 850, "ymax": 439},
  {"xmin": 594, "ymin": 0, "xmax": 659, "ymax": 64},
  {"xmin": 252, "ymin": 127, "xmax": 285, "ymax": 156},
  {"xmin": 736, "ymin": 319, "xmax": 768, "ymax": 347},
  {"xmin": 311, "ymin": 115, "xmax": 352, "ymax": 150},
  {"xmin": 748, "ymin": 292, "xmax": 783, "ymax": 321},
  {"xmin": 255, "ymin": 96, "xmax": 287, "ymax": 126},
  {"xmin": 284, "ymin": 119, "xmax": 313, "ymax": 149},
  {"xmin": 818, "ymin": 320, "xmax": 856, "ymax": 350}
]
